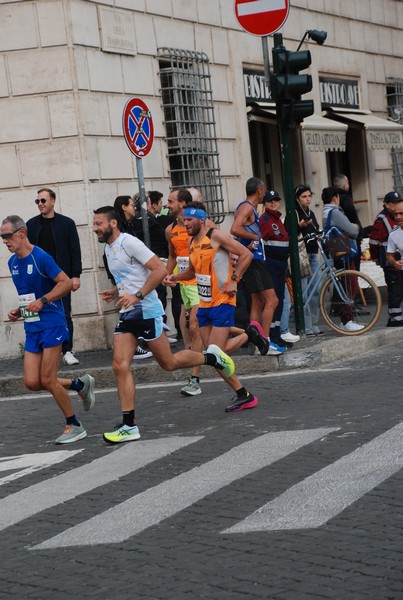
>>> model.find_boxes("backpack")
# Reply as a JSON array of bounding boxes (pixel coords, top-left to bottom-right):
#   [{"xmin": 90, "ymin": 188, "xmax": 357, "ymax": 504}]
[{"xmin": 324, "ymin": 209, "xmax": 358, "ymax": 260}]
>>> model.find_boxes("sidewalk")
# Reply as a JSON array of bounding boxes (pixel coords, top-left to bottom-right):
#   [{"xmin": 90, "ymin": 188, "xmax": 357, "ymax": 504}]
[{"xmin": 0, "ymin": 301, "xmax": 400, "ymax": 398}]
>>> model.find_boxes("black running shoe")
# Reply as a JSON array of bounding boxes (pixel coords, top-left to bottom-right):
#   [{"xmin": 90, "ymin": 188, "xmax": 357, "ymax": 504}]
[{"xmin": 246, "ymin": 321, "xmax": 269, "ymax": 355}]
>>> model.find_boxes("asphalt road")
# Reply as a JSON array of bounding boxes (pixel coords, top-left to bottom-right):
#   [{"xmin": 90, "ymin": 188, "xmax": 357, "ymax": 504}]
[{"xmin": 0, "ymin": 340, "xmax": 402, "ymax": 600}]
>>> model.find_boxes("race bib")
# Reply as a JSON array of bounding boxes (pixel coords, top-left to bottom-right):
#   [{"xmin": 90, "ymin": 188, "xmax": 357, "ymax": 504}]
[
  {"xmin": 18, "ymin": 293, "xmax": 40, "ymax": 323},
  {"xmin": 196, "ymin": 273, "xmax": 212, "ymax": 302},
  {"xmin": 177, "ymin": 256, "xmax": 190, "ymax": 273}
]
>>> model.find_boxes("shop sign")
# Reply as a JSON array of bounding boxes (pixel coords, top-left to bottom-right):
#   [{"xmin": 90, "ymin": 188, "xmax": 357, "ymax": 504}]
[
  {"xmin": 303, "ymin": 130, "xmax": 346, "ymax": 153},
  {"xmin": 320, "ymin": 77, "xmax": 359, "ymax": 109},
  {"xmin": 243, "ymin": 69, "xmax": 272, "ymax": 103},
  {"xmin": 367, "ymin": 129, "xmax": 403, "ymax": 150}
]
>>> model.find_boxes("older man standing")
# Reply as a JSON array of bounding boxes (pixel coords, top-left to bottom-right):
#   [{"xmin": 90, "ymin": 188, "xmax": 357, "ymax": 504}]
[{"xmin": 27, "ymin": 188, "xmax": 82, "ymax": 366}]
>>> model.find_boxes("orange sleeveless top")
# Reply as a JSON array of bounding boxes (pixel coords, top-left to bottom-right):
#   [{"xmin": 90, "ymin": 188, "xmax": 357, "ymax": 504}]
[
  {"xmin": 170, "ymin": 222, "xmax": 196, "ymax": 286},
  {"xmin": 189, "ymin": 230, "xmax": 235, "ymax": 308}
]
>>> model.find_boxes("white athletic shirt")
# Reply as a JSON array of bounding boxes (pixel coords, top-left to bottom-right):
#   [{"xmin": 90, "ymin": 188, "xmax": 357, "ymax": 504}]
[
  {"xmin": 105, "ymin": 232, "xmax": 164, "ymax": 319},
  {"xmin": 386, "ymin": 226, "xmax": 403, "ymax": 257}
]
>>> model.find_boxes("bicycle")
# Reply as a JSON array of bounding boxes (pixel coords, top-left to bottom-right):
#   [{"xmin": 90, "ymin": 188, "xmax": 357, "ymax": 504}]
[{"xmin": 298, "ymin": 232, "xmax": 382, "ymax": 336}]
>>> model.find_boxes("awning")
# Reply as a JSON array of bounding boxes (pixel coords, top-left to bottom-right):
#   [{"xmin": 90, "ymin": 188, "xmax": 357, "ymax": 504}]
[
  {"xmin": 326, "ymin": 109, "xmax": 403, "ymax": 149},
  {"xmin": 246, "ymin": 103, "xmax": 277, "ymax": 124},
  {"xmin": 300, "ymin": 114, "xmax": 347, "ymax": 152}
]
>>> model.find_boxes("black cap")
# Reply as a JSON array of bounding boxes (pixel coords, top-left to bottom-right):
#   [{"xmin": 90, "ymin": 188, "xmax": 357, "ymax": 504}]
[{"xmin": 384, "ymin": 191, "xmax": 402, "ymax": 203}]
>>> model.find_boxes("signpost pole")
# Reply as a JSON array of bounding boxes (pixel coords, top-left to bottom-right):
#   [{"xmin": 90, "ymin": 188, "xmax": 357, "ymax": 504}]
[{"xmin": 135, "ymin": 156, "xmax": 151, "ymax": 249}]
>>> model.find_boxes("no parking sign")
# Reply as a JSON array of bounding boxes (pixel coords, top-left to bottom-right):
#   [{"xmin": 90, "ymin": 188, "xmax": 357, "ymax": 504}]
[{"xmin": 122, "ymin": 97, "xmax": 154, "ymax": 158}]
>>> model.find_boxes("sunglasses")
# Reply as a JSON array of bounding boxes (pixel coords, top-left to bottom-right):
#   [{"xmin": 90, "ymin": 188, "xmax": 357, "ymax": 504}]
[
  {"xmin": 0, "ymin": 227, "xmax": 22, "ymax": 240},
  {"xmin": 35, "ymin": 198, "xmax": 47, "ymax": 204}
]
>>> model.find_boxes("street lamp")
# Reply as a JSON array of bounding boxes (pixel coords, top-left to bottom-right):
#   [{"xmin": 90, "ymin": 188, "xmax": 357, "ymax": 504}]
[{"xmin": 296, "ymin": 29, "xmax": 327, "ymax": 51}]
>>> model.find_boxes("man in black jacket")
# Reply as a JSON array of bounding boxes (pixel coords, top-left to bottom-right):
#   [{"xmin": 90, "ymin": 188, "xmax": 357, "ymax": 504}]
[{"xmin": 27, "ymin": 188, "xmax": 82, "ymax": 365}]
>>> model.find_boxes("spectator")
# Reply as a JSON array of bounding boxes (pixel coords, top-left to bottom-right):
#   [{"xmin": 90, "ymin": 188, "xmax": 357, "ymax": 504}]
[
  {"xmin": 333, "ymin": 174, "xmax": 363, "ymax": 269},
  {"xmin": 384, "ymin": 196, "xmax": 403, "ymax": 326},
  {"xmin": 322, "ymin": 186, "xmax": 362, "ymax": 332},
  {"xmin": 260, "ymin": 190, "xmax": 298, "ymax": 346},
  {"xmin": 27, "ymin": 187, "xmax": 82, "ymax": 366},
  {"xmin": 369, "ymin": 190, "xmax": 403, "ymax": 327}
]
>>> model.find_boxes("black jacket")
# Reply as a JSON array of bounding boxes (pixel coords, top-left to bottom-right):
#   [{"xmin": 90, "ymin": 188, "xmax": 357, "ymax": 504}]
[{"xmin": 26, "ymin": 213, "xmax": 82, "ymax": 278}]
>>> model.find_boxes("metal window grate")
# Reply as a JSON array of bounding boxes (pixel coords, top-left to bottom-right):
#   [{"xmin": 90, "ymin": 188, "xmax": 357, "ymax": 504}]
[
  {"xmin": 158, "ymin": 47, "xmax": 224, "ymax": 224},
  {"xmin": 386, "ymin": 77, "xmax": 403, "ymax": 196}
]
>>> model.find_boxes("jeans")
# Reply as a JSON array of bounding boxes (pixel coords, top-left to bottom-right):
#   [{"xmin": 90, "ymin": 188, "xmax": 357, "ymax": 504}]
[{"xmin": 301, "ymin": 253, "xmax": 320, "ymax": 334}]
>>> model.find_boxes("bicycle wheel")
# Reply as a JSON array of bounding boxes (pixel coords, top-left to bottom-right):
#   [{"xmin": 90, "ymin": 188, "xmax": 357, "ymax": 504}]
[{"xmin": 319, "ymin": 269, "xmax": 382, "ymax": 335}]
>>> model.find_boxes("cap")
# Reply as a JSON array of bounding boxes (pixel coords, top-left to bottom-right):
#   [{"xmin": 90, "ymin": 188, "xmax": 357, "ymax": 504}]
[
  {"xmin": 384, "ymin": 191, "xmax": 402, "ymax": 203},
  {"xmin": 263, "ymin": 190, "xmax": 281, "ymax": 202}
]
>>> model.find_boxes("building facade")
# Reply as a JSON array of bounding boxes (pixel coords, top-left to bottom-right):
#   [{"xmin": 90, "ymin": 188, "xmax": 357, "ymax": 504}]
[{"xmin": 0, "ymin": 0, "xmax": 402, "ymax": 358}]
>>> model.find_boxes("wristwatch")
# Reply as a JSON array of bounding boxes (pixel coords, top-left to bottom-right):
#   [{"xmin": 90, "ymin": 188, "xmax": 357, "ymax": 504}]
[
  {"xmin": 135, "ymin": 291, "xmax": 144, "ymax": 300},
  {"xmin": 40, "ymin": 296, "xmax": 49, "ymax": 305},
  {"xmin": 231, "ymin": 273, "xmax": 241, "ymax": 283}
]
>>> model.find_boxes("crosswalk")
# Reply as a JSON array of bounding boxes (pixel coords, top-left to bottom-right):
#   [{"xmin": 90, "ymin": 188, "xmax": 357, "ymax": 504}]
[{"xmin": 0, "ymin": 424, "xmax": 401, "ymax": 550}]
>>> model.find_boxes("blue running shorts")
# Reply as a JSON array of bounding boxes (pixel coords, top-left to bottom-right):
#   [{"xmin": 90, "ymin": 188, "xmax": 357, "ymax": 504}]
[
  {"xmin": 25, "ymin": 326, "xmax": 69, "ymax": 353},
  {"xmin": 197, "ymin": 304, "xmax": 235, "ymax": 328}
]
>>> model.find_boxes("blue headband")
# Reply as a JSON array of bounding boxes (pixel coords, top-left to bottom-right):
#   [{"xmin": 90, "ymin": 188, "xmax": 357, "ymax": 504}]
[{"xmin": 183, "ymin": 207, "xmax": 207, "ymax": 220}]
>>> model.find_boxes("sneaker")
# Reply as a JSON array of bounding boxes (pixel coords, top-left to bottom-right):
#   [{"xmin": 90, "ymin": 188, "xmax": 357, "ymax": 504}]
[
  {"xmin": 103, "ymin": 424, "xmax": 141, "ymax": 444},
  {"xmin": 340, "ymin": 320, "xmax": 365, "ymax": 332},
  {"xmin": 79, "ymin": 374, "xmax": 95, "ymax": 411},
  {"xmin": 225, "ymin": 392, "xmax": 258, "ymax": 413},
  {"xmin": 386, "ymin": 319, "xmax": 403, "ymax": 327},
  {"xmin": 312, "ymin": 328, "xmax": 324, "ymax": 336},
  {"xmin": 281, "ymin": 331, "xmax": 300, "ymax": 343},
  {"xmin": 55, "ymin": 423, "xmax": 87, "ymax": 444},
  {"xmin": 63, "ymin": 351, "xmax": 79, "ymax": 366},
  {"xmin": 268, "ymin": 341, "xmax": 287, "ymax": 355},
  {"xmin": 245, "ymin": 321, "xmax": 269, "ymax": 355},
  {"xmin": 206, "ymin": 344, "xmax": 235, "ymax": 378},
  {"xmin": 133, "ymin": 346, "xmax": 153, "ymax": 360},
  {"xmin": 181, "ymin": 378, "xmax": 202, "ymax": 396},
  {"xmin": 167, "ymin": 336, "xmax": 177, "ymax": 345}
]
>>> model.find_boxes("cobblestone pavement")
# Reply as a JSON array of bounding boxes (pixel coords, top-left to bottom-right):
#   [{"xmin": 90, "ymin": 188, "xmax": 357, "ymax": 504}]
[{"xmin": 0, "ymin": 336, "xmax": 402, "ymax": 599}]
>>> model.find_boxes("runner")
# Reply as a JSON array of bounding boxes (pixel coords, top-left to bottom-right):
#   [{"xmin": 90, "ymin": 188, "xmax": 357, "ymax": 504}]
[
  {"xmin": 166, "ymin": 202, "xmax": 269, "ymax": 412},
  {"xmin": 1, "ymin": 215, "xmax": 95, "ymax": 444},
  {"xmin": 93, "ymin": 206, "xmax": 235, "ymax": 443}
]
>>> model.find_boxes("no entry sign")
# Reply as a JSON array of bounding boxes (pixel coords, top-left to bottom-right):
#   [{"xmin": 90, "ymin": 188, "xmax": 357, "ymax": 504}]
[
  {"xmin": 122, "ymin": 97, "xmax": 154, "ymax": 158},
  {"xmin": 234, "ymin": 0, "xmax": 289, "ymax": 36}
]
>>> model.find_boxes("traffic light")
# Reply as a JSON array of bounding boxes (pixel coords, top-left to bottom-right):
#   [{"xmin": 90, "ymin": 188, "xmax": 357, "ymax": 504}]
[{"xmin": 270, "ymin": 45, "xmax": 314, "ymax": 126}]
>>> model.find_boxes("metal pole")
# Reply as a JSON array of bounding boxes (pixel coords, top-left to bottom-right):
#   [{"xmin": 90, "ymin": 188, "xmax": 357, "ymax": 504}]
[
  {"xmin": 135, "ymin": 156, "xmax": 151, "ymax": 248},
  {"xmin": 272, "ymin": 33, "xmax": 305, "ymax": 334},
  {"xmin": 262, "ymin": 35, "xmax": 270, "ymax": 82}
]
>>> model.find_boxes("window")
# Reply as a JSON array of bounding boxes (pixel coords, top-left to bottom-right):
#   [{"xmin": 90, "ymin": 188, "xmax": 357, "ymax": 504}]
[
  {"xmin": 386, "ymin": 77, "xmax": 403, "ymax": 196},
  {"xmin": 158, "ymin": 48, "xmax": 224, "ymax": 224}
]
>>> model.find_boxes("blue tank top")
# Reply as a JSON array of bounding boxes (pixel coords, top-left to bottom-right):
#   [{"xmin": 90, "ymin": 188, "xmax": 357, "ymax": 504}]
[{"xmin": 234, "ymin": 200, "xmax": 265, "ymax": 261}]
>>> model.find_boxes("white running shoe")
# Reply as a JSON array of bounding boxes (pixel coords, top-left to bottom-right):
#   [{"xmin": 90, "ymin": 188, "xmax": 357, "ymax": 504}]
[
  {"xmin": 340, "ymin": 320, "xmax": 364, "ymax": 332},
  {"xmin": 63, "ymin": 351, "xmax": 79, "ymax": 366},
  {"xmin": 281, "ymin": 332, "xmax": 300, "ymax": 343}
]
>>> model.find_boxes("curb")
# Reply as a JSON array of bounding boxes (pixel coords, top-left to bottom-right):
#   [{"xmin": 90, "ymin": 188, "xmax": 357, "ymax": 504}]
[{"xmin": 0, "ymin": 328, "xmax": 400, "ymax": 398}]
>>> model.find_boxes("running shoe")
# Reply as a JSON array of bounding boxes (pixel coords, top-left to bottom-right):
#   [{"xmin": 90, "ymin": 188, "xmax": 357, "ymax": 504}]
[
  {"xmin": 225, "ymin": 392, "xmax": 258, "ymax": 413},
  {"xmin": 181, "ymin": 378, "xmax": 202, "ymax": 396},
  {"xmin": 133, "ymin": 346, "xmax": 153, "ymax": 360},
  {"xmin": 206, "ymin": 344, "xmax": 235, "ymax": 378},
  {"xmin": 281, "ymin": 331, "xmax": 300, "ymax": 343},
  {"xmin": 63, "ymin": 351, "xmax": 79, "ymax": 366},
  {"xmin": 340, "ymin": 320, "xmax": 364, "ymax": 332},
  {"xmin": 103, "ymin": 424, "xmax": 141, "ymax": 443},
  {"xmin": 246, "ymin": 321, "xmax": 269, "ymax": 355},
  {"xmin": 79, "ymin": 374, "xmax": 95, "ymax": 411},
  {"xmin": 268, "ymin": 341, "xmax": 287, "ymax": 355},
  {"xmin": 55, "ymin": 424, "xmax": 87, "ymax": 444}
]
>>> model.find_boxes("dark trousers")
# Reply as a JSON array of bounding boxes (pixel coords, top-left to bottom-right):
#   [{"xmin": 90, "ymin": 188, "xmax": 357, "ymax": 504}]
[
  {"xmin": 384, "ymin": 268, "xmax": 403, "ymax": 322},
  {"xmin": 61, "ymin": 293, "xmax": 73, "ymax": 353},
  {"xmin": 265, "ymin": 257, "xmax": 287, "ymax": 340}
]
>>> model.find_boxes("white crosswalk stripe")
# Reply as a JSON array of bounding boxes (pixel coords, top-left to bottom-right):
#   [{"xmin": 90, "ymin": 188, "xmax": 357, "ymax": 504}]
[
  {"xmin": 32, "ymin": 428, "xmax": 337, "ymax": 549},
  {"xmin": 224, "ymin": 422, "xmax": 403, "ymax": 534}
]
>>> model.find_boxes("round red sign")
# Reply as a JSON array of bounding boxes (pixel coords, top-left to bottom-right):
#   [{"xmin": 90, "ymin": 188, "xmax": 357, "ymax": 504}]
[
  {"xmin": 234, "ymin": 0, "xmax": 290, "ymax": 37},
  {"xmin": 122, "ymin": 97, "xmax": 154, "ymax": 158}
]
